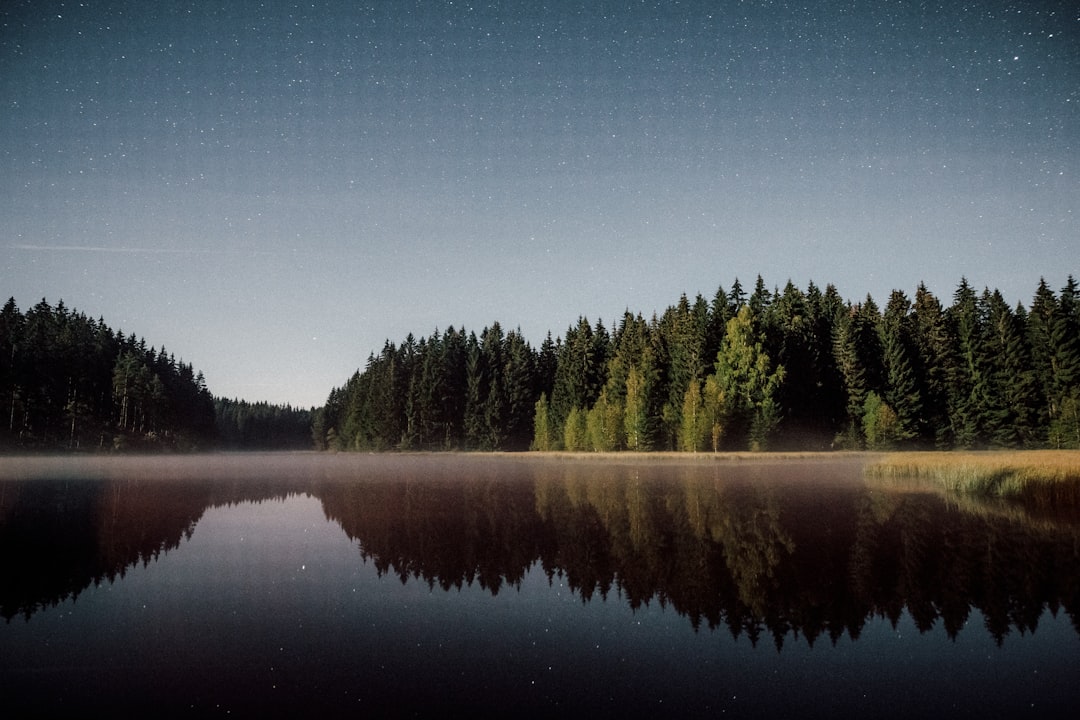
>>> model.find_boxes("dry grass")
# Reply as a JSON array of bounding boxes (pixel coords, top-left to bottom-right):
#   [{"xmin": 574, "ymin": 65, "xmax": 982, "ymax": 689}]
[{"xmin": 866, "ymin": 450, "xmax": 1080, "ymax": 505}]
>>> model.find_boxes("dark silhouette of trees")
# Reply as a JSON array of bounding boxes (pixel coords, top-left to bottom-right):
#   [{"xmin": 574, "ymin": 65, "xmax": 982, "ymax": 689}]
[
  {"xmin": 1, "ymin": 298, "xmax": 216, "ymax": 450},
  {"xmin": 214, "ymin": 398, "xmax": 313, "ymax": 450}
]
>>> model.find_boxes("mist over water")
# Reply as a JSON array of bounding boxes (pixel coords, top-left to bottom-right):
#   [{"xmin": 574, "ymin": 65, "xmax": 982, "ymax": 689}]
[{"xmin": 2, "ymin": 453, "xmax": 1078, "ymax": 716}]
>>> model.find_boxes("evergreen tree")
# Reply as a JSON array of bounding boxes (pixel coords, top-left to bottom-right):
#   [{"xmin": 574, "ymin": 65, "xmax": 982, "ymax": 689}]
[
  {"xmin": 911, "ymin": 283, "xmax": 954, "ymax": 447},
  {"xmin": 704, "ymin": 283, "xmax": 731, "ymax": 372},
  {"xmin": 480, "ymin": 323, "xmax": 507, "ymax": 449},
  {"xmin": 440, "ymin": 326, "xmax": 469, "ymax": 448},
  {"xmin": 656, "ymin": 295, "xmax": 706, "ymax": 449},
  {"xmin": 833, "ymin": 300, "xmax": 883, "ymax": 448},
  {"xmin": 982, "ymin": 292, "xmax": 1040, "ymax": 447},
  {"xmin": 1, "ymin": 298, "xmax": 25, "ymax": 434},
  {"xmin": 947, "ymin": 279, "xmax": 991, "ymax": 448},
  {"xmin": 317, "ymin": 274, "xmax": 1080, "ymax": 454},
  {"xmin": 708, "ymin": 306, "xmax": 786, "ymax": 451},
  {"xmin": 770, "ymin": 280, "xmax": 839, "ymax": 447},
  {"xmin": 1028, "ymin": 279, "xmax": 1057, "ymax": 438},
  {"xmin": 502, "ymin": 329, "xmax": 538, "ymax": 450},
  {"xmin": 536, "ymin": 331, "xmax": 559, "ymax": 399},
  {"xmin": 880, "ymin": 290, "xmax": 921, "ymax": 445},
  {"xmin": 464, "ymin": 332, "xmax": 487, "ymax": 448},
  {"xmin": 1050, "ymin": 277, "xmax": 1080, "ymax": 447},
  {"xmin": 728, "ymin": 277, "xmax": 747, "ymax": 315},
  {"xmin": 808, "ymin": 283, "xmax": 848, "ymax": 438},
  {"xmin": 1, "ymin": 297, "xmax": 216, "ymax": 450},
  {"xmin": 550, "ymin": 317, "xmax": 606, "ymax": 438}
]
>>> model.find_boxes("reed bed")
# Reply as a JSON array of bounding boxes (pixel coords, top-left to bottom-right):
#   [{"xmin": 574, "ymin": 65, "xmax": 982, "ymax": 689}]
[{"xmin": 866, "ymin": 450, "xmax": 1080, "ymax": 506}]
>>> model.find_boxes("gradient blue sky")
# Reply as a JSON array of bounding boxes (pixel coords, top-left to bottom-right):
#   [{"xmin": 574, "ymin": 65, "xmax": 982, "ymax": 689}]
[{"xmin": 2, "ymin": 1, "xmax": 1077, "ymax": 407}]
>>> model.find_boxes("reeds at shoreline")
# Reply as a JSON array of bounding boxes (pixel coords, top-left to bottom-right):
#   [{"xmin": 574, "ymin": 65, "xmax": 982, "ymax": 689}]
[{"xmin": 866, "ymin": 450, "xmax": 1080, "ymax": 505}]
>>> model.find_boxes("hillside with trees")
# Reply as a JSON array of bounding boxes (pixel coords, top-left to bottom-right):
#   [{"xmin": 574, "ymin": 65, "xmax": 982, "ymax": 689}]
[
  {"xmin": 0, "ymin": 297, "xmax": 313, "ymax": 451},
  {"xmin": 318, "ymin": 276, "xmax": 1080, "ymax": 453},
  {"xmin": 1, "ymin": 297, "xmax": 217, "ymax": 450}
]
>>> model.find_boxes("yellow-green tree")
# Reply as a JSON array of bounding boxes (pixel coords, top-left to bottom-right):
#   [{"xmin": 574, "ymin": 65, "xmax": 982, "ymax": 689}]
[
  {"xmin": 678, "ymin": 378, "xmax": 708, "ymax": 452},
  {"xmin": 862, "ymin": 390, "xmax": 900, "ymax": 450},
  {"xmin": 709, "ymin": 306, "xmax": 786, "ymax": 451},
  {"xmin": 531, "ymin": 392, "xmax": 555, "ymax": 451},
  {"xmin": 563, "ymin": 406, "xmax": 587, "ymax": 451},
  {"xmin": 623, "ymin": 363, "xmax": 651, "ymax": 450},
  {"xmin": 586, "ymin": 388, "xmax": 624, "ymax": 451}
]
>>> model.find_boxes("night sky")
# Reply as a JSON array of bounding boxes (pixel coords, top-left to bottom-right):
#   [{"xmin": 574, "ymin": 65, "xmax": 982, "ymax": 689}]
[{"xmin": 2, "ymin": 1, "xmax": 1077, "ymax": 407}]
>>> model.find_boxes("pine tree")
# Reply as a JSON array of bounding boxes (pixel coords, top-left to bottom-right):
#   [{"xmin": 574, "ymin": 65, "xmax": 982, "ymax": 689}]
[
  {"xmin": 911, "ymin": 283, "xmax": 954, "ymax": 447},
  {"xmin": 550, "ymin": 318, "xmax": 600, "ymax": 435},
  {"xmin": 880, "ymin": 290, "xmax": 921, "ymax": 445},
  {"xmin": 440, "ymin": 327, "xmax": 469, "ymax": 448},
  {"xmin": 983, "ymin": 292, "xmax": 1040, "ymax": 446},
  {"xmin": 464, "ymin": 332, "xmax": 487, "ymax": 448},
  {"xmin": 704, "ymin": 283, "xmax": 730, "ymax": 372},
  {"xmin": 1027, "ymin": 278, "xmax": 1058, "ymax": 440},
  {"xmin": 656, "ymin": 295, "xmax": 705, "ymax": 450},
  {"xmin": 1046, "ymin": 277, "xmax": 1080, "ymax": 446},
  {"xmin": 947, "ymin": 279, "xmax": 991, "ymax": 448},
  {"xmin": 480, "ymin": 323, "xmax": 507, "ymax": 449},
  {"xmin": 832, "ymin": 299, "xmax": 883, "ymax": 447},
  {"xmin": 502, "ymin": 329, "xmax": 538, "ymax": 450}
]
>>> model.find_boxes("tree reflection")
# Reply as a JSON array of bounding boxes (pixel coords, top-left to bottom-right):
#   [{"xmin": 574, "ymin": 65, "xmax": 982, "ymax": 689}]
[
  {"xmin": 3, "ymin": 456, "xmax": 1079, "ymax": 649},
  {"xmin": 0, "ymin": 475, "xmax": 297, "ymax": 620}
]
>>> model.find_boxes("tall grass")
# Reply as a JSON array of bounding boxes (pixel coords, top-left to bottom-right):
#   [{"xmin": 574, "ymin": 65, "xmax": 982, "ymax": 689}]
[{"xmin": 866, "ymin": 451, "xmax": 1080, "ymax": 507}]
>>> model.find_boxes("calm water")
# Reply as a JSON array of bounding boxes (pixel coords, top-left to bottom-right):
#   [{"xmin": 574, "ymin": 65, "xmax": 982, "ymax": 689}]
[{"xmin": 1, "ymin": 453, "xmax": 1078, "ymax": 717}]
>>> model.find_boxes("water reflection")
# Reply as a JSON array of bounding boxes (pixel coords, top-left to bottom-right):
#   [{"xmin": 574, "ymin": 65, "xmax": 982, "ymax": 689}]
[{"xmin": 3, "ymin": 453, "xmax": 1078, "ymax": 648}]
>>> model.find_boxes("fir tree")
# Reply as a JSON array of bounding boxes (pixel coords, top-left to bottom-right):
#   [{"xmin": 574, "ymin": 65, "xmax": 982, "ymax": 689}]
[{"xmin": 880, "ymin": 290, "xmax": 922, "ymax": 445}]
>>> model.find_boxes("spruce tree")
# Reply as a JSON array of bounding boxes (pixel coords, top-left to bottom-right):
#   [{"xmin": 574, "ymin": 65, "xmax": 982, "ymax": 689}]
[
  {"xmin": 832, "ymin": 298, "xmax": 883, "ymax": 447},
  {"xmin": 983, "ymin": 293, "xmax": 1040, "ymax": 446},
  {"xmin": 911, "ymin": 283, "xmax": 954, "ymax": 447},
  {"xmin": 880, "ymin": 290, "xmax": 922, "ymax": 445},
  {"xmin": 1047, "ymin": 277, "xmax": 1080, "ymax": 446},
  {"xmin": 947, "ymin": 279, "xmax": 990, "ymax": 448}
]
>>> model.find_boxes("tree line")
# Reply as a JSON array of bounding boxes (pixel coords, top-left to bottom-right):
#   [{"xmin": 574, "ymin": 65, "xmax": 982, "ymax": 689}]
[
  {"xmin": 319, "ymin": 275, "xmax": 1080, "ymax": 452},
  {"xmin": 214, "ymin": 398, "xmax": 313, "ymax": 450},
  {"xmin": 0, "ymin": 297, "xmax": 217, "ymax": 450},
  {"xmin": 0, "ymin": 297, "xmax": 312, "ymax": 451}
]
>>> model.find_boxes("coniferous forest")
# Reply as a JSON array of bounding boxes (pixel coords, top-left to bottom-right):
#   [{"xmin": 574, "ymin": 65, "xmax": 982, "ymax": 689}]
[
  {"xmin": 5, "ymin": 275, "xmax": 1079, "ymax": 454},
  {"xmin": 318, "ymin": 276, "xmax": 1080, "ymax": 453},
  {"xmin": 0, "ymin": 297, "xmax": 311, "ymax": 451}
]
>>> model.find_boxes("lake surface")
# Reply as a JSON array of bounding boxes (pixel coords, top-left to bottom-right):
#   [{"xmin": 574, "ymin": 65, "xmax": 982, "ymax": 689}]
[{"xmin": 2, "ymin": 453, "xmax": 1078, "ymax": 717}]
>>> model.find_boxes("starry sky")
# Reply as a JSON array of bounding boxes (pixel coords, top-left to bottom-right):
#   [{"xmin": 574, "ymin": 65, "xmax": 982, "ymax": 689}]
[{"xmin": 2, "ymin": 1, "xmax": 1077, "ymax": 408}]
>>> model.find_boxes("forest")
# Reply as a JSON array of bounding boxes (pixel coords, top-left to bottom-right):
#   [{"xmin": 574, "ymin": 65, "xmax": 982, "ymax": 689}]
[
  {"xmin": 4, "ymin": 274, "xmax": 1078, "ymax": 454},
  {"xmin": 318, "ymin": 275, "xmax": 1080, "ymax": 453},
  {"xmin": 0, "ymin": 298, "xmax": 311, "ymax": 451}
]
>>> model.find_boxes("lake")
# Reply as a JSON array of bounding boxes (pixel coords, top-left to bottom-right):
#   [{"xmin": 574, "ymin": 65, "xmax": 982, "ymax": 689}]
[{"xmin": 2, "ymin": 453, "xmax": 1078, "ymax": 717}]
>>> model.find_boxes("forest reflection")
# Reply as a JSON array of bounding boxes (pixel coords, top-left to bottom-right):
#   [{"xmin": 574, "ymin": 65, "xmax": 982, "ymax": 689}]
[{"xmin": 3, "ymin": 455, "xmax": 1078, "ymax": 648}]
